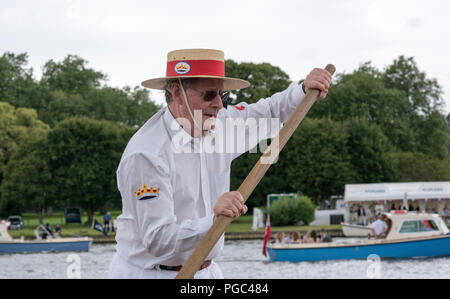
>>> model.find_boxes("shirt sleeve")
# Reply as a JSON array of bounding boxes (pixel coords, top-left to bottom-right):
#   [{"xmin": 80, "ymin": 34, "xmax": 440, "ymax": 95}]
[
  {"xmin": 222, "ymin": 82, "xmax": 305, "ymax": 159},
  {"xmin": 117, "ymin": 152, "xmax": 219, "ymax": 265}
]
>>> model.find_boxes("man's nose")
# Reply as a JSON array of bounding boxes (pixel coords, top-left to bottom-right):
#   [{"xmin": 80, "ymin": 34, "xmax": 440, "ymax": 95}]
[{"xmin": 211, "ymin": 92, "xmax": 223, "ymax": 109}]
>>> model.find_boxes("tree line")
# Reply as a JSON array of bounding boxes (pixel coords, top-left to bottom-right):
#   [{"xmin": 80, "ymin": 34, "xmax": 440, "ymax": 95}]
[
  {"xmin": 0, "ymin": 52, "xmax": 159, "ymax": 223},
  {"xmin": 0, "ymin": 52, "xmax": 449, "ymax": 223},
  {"xmin": 225, "ymin": 57, "xmax": 450, "ymax": 209}
]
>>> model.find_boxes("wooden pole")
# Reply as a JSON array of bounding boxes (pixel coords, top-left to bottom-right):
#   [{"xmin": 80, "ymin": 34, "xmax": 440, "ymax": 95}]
[{"xmin": 176, "ymin": 64, "xmax": 336, "ymax": 278}]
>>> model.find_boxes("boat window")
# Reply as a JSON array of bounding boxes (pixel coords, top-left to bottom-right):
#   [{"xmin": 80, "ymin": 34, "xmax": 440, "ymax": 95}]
[
  {"xmin": 418, "ymin": 220, "xmax": 439, "ymax": 232},
  {"xmin": 399, "ymin": 221, "xmax": 418, "ymax": 233},
  {"xmin": 399, "ymin": 220, "xmax": 439, "ymax": 233}
]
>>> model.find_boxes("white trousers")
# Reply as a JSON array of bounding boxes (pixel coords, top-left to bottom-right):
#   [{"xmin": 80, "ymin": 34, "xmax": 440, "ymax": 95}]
[{"xmin": 108, "ymin": 253, "xmax": 223, "ymax": 279}]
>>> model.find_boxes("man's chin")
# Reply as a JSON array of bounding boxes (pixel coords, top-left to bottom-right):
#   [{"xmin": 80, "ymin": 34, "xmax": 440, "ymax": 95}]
[{"xmin": 203, "ymin": 117, "xmax": 217, "ymax": 131}]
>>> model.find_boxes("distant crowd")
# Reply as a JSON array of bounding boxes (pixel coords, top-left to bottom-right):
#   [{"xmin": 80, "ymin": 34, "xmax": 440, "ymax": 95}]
[{"xmin": 273, "ymin": 229, "xmax": 332, "ymax": 244}]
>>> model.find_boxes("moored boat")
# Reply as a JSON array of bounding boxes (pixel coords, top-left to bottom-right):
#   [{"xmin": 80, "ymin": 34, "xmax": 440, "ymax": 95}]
[
  {"xmin": 341, "ymin": 223, "xmax": 372, "ymax": 237},
  {"xmin": 267, "ymin": 212, "xmax": 450, "ymax": 262},
  {"xmin": 0, "ymin": 220, "xmax": 92, "ymax": 254}
]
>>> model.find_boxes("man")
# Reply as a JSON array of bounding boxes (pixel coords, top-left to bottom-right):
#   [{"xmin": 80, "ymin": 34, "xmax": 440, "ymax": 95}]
[
  {"xmin": 108, "ymin": 49, "xmax": 332, "ymax": 279},
  {"xmin": 103, "ymin": 211, "xmax": 112, "ymax": 232},
  {"xmin": 369, "ymin": 213, "xmax": 388, "ymax": 239},
  {"xmin": 357, "ymin": 205, "xmax": 366, "ymax": 225},
  {"xmin": 319, "ymin": 229, "xmax": 332, "ymax": 243}
]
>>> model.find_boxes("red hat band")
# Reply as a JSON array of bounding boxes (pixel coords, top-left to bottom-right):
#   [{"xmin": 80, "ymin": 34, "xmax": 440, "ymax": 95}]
[{"xmin": 166, "ymin": 60, "xmax": 225, "ymax": 77}]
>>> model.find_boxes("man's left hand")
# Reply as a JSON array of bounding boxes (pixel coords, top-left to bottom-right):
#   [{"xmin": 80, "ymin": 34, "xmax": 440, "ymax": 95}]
[{"xmin": 303, "ymin": 68, "xmax": 333, "ymax": 101}]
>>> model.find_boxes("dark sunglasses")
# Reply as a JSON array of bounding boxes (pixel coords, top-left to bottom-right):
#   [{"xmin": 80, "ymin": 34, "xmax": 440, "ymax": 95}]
[{"xmin": 189, "ymin": 87, "xmax": 231, "ymax": 108}]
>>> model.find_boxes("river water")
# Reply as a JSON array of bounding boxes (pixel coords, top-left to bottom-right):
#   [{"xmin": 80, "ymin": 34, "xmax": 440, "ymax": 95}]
[{"xmin": 1, "ymin": 239, "xmax": 449, "ymax": 279}]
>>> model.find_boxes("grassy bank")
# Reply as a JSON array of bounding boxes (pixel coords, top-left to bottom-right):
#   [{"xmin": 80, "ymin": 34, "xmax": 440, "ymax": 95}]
[
  {"xmin": 6, "ymin": 212, "xmax": 341, "ymax": 239},
  {"xmin": 7, "ymin": 211, "xmax": 120, "ymax": 239}
]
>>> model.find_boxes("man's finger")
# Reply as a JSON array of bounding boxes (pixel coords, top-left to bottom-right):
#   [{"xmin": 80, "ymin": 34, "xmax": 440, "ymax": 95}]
[{"xmin": 231, "ymin": 191, "xmax": 244, "ymax": 203}]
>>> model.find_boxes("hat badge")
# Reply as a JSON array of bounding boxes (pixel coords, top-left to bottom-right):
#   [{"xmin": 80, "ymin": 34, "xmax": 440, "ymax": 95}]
[{"xmin": 174, "ymin": 61, "xmax": 191, "ymax": 75}]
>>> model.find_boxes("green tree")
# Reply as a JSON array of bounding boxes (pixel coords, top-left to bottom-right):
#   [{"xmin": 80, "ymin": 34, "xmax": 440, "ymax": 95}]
[
  {"xmin": 392, "ymin": 152, "xmax": 450, "ymax": 182},
  {"xmin": 344, "ymin": 118, "xmax": 398, "ymax": 183},
  {"xmin": 39, "ymin": 54, "xmax": 162, "ymax": 127},
  {"xmin": 40, "ymin": 55, "xmax": 106, "ymax": 95},
  {"xmin": 0, "ymin": 52, "xmax": 37, "ymax": 107},
  {"xmin": 225, "ymin": 59, "xmax": 292, "ymax": 104},
  {"xmin": 47, "ymin": 117, "xmax": 134, "ymax": 223},
  {"xmin": 0, "ymin": 102, "xmax": 49, "ymax": 186},
  {"xmin": 382, "ymin": 56, "xmax": 449, "ymax": 159},
  {"xmin": 413, "ymin": 111, "xmax": 449, "ymax": 160},
  {"xmin": 309, "ymin": 62, "xmax": 414, "ymax": 152},
  {"xmin": 267, "ymin": 194, "xmax": 315, "ymax": 226},
  {"xmin": 382, "ymin": 55, "xmax": 444, "ymax": 114},
  {"xmin": 0, "ymin": 52, "xmax": 161, "ymax": 128},
  {"xmin": 1, "ymin": 135, "xmax": 53, "ymax": 222},
  {"xmin": 283, "ymin": 118, "xmax": 358, "ymax": 204}
]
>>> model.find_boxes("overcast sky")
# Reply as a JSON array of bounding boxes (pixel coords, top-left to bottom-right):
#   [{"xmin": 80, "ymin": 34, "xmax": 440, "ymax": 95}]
[{"xmin": 1, "ymin": 0, "xmax": 450, "ymax": 114}]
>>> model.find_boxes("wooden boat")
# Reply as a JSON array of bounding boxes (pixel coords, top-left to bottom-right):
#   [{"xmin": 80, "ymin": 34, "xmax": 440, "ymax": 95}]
[
  {"xmin": 0, "ymin": 220, "xmax": 92, "ymax": 254},
  {"xmin": 267, "ymin": 212, "xmax": 450, "ymax": 262}
]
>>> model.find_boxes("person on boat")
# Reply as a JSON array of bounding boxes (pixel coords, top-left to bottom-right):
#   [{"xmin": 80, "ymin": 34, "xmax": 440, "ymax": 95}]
[
  {"xmin": 369, "ymin": 213, "xmax": 388, "ymax": 239},
  {"xmin": 108, "ymin": 48, "xmax": 332, "ymax": 279},
  {"xmin": 357, "ymin": 205, "xmax": 366, "ymax": 225},
  {"xmin": 285, "ymin": 232, "xmax": 295, "ymax": 244},
  {"xmin": 303, "ymin": 230, "xmax": 319, "ymax": 243},
  {"xmin": 319, "ymin": 229, "xmax": 332, "ymax": 243},
  {"xmin": 303, "ymin": 230, "xmax": 313, "ymax": 243},
  {"xmin": 275, "ymin": 232, "xmax": 286, "ymax": 244},
  {"xmin": 311, "ymin": 230, "xmax": 321, "ymax": 243},
  {"xmin": 292, "ymin": 231, "xmax": 302, "ymax": 244}
]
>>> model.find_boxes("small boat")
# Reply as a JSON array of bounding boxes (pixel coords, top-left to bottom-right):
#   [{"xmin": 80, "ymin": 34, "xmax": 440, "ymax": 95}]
[
  {"xmin": 0, "ymin": 220, "xmax": 92, "ymax": 254},
  {"xmin": 267, "ymin": 212, "xmax": 450, "ymax": 262},
  {"xmin": 341, "ymin": 223, "xmax": 373, "ymax": 237}
]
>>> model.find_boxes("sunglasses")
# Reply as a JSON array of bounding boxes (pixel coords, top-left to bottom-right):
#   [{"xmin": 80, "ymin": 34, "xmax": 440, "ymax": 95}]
[{"xmin": 189, "ymin": 87, "xmax": 231, "ymax": 108}]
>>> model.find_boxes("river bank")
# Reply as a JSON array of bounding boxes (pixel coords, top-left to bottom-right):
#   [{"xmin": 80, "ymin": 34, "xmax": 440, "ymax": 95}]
[
  {"xmin": 8, "ymin": 214, "xmax": 344, "ymax": 242},
  {"xmin": 91, "ymin": 228, "xmax": 345, "ymax": 244}
]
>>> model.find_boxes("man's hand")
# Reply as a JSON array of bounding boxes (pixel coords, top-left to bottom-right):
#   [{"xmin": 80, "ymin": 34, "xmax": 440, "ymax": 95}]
[
  {"xmin": 213, "ymin": 191, "xmax": 248, "ymax": 218},
  {"xmin": 304, "ymin": 68, "xmax": 333, "ymax": 100}
]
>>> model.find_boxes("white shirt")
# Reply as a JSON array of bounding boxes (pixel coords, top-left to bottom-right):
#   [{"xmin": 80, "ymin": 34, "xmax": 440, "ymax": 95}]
[
  {"xmin": 110, "ymin": 82, "xmax": 305, "ymax": 275},
  {"xmin": 370, "ymin": 219, "xmax": 388, "ymax": 236}
]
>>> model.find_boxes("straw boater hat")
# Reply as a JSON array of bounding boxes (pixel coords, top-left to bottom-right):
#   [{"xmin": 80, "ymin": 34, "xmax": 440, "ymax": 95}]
[{"xmin": 141, "ymin": 49, "xmax": 250, "ymax": 91}]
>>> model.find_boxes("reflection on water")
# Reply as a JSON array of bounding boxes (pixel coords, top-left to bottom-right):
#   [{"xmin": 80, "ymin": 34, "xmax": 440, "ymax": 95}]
[{"xmin": 0, "ymin": 239, "xmax": 449, "ymax": 279}]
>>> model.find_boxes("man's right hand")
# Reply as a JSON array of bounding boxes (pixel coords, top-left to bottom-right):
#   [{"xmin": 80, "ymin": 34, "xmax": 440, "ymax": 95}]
[{"xmin": 213, "ymin": 191, "xmax": 248, "ymax": 218}]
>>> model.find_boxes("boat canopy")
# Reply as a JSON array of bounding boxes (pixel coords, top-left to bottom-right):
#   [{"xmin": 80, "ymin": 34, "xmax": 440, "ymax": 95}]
[{"xmin": 344, "ymin": 182, "xmax": 450, "ymax": 202}]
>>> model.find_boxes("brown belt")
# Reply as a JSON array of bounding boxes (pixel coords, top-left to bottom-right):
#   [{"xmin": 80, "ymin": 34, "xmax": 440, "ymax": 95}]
[{"xmin": 157, "ymin": 260, "xmax": 211, "ymax": 272}]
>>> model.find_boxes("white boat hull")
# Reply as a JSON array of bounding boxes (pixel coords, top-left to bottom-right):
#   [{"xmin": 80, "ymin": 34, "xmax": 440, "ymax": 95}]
[{"xmin": 342, "ymin": 223, "xmax": 373, "ymax": 237}]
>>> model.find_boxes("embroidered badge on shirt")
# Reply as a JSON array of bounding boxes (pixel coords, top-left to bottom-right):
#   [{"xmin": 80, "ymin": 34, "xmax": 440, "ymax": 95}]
[
  {"xmin": 234, "ymin": 105, "xmax": 245, "ymax": 111},
  {"xmin": 134, "ymin": 183, "xmax": 160, "ymax": 201}
]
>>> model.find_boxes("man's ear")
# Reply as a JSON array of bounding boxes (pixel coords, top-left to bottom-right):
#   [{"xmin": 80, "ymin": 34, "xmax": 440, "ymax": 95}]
[{"xmin": 171, "ymin": 82, "xmax": 182, "ymax": 104}]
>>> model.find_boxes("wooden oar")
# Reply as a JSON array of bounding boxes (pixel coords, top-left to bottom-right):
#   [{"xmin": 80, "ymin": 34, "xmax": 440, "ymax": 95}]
[{"xmin": 176, "ymin": 64, "xmax": 336, "ymax": 279}]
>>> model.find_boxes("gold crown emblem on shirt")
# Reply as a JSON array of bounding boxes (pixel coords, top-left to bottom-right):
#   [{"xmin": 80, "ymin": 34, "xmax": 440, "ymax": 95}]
[{"xmin": 134, "ymin": 183, "xmax": 160, "ymax": 198}]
